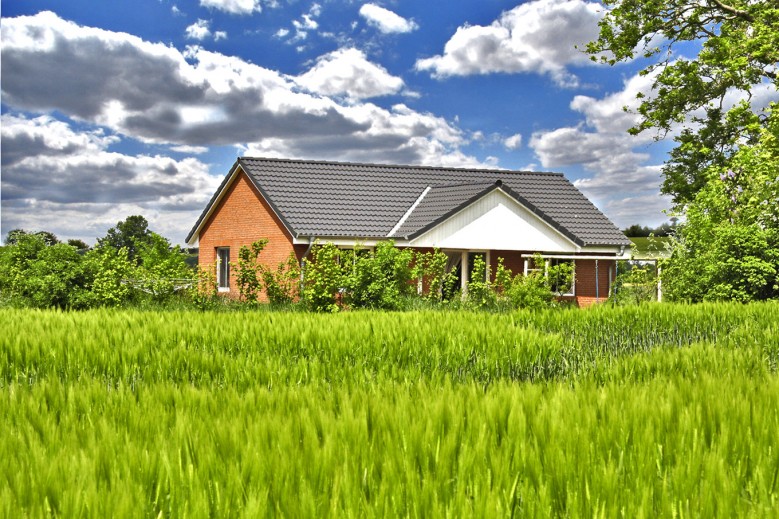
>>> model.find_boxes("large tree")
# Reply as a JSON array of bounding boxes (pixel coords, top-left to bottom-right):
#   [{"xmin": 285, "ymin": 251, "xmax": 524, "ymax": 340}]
[{"xmin": 587, "ymin": 0, "xmax": 779, "ymax": 206}]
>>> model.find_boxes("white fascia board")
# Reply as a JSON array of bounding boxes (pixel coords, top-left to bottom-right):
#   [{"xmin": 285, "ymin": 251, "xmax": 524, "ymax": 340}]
[{"xmin": 410, "ymin": 188, "xmax": 580, "ymax": 252}]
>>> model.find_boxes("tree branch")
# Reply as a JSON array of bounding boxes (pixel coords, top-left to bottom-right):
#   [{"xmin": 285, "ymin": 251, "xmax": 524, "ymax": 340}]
[{"xmin": 707, "ymin": 0, "xmax": 754, "ymax": 23}]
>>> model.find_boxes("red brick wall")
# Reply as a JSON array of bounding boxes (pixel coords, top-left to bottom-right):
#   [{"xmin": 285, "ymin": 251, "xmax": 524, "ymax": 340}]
[
  {"xmin": 198, "ymin": 169, "xmax": 304, "ymax": 298},
  {"xmin": 575, "ymin": 259, "xmax": 614, "ymax": 307},
  {"xmin": 492, "ymin": 250, "xmax": 526, "ymax": 281}
]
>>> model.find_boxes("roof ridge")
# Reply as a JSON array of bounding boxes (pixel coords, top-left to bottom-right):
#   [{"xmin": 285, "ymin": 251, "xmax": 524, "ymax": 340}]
[{"xmin": 238, "ymin": 156, "xmax": 564, "ymax": 177}]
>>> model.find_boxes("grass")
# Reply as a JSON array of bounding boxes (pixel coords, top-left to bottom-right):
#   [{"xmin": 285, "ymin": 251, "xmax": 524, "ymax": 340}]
[{"xmin": 2, "ymin": 303, "xmax": 778, "ymax": 517}]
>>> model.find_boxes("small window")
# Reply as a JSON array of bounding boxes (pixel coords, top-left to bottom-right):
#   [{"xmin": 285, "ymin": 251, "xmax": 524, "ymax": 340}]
[
  {"xmin": 217, "ymin": 247, "xmax": 230, "ymax": 291},
  {"xmin": 549, "ymin": 258, "xmax": 575, "ymax": 296}
]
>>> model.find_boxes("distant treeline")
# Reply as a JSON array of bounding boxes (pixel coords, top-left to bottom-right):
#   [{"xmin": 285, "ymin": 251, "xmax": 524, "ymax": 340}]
[{"xmin": 622, "ymin": 222, "xmax": 677, "ymax": 238}]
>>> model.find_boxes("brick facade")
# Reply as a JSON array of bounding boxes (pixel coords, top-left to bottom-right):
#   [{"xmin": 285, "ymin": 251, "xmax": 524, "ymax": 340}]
[{"xmin": 198, "ymin": 170, "xmax": 306, "ymax": 298}]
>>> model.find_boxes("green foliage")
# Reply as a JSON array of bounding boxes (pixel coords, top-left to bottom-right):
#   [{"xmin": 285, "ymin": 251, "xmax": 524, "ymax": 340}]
[
  {"xmin": 233, "ymin": 239, "xmax": 268, "ymax": 303},
  {"xmin": 262, "ymin": 252, "xmax": 301, "ymax": 305},
  {"xmin": 132, "ymin": 233, "xmax": 194, "ymax": 302},
  {"xmin": 664, "ymin": 114, "xmax": 779, "ymax": 302},
  {"xmin": 587, "ymin": 0, "xmax": 779, "ymax": 206},
  {"xmin": 506, "ymin": 271, "xmax": 553, "ymax": 309},
  {"xmin": 67, "ymin": 238, "xmax": 90, "ymax": 250},
  {"xmin": 414, "ymin": 248, "xmax": 457, "ymax": 303},
  {"xmin": 623, "ymin": 222, "xmax": 676, "ymax": 238},
  {"xmin": 97, "ymin": 215, "xmax": 152, "ymax": 263},
  {"xmin": 83, "ymin": 246, "xmax": 135, "ymax": 307},
  {"xmin": 0, "ymin": 233, "xmax": 89, "ymax": 308},
  {"xmin": 467, "ymin": 254, "xmax": 497, "ymax": 309},
  {"xmin": 302, "ymin": 242, "xmax": 349, "ymax": 312},
  {"xmin": 611, "ymin": 263, "xmax": 657, "ymax": 305},
  {"xmin": 4, "ymin": 229, "xmax": 59, "ymax": 246},
  {"xmin": 346, "ymin": 241, "xmax": 415, "ymax": 310},
  {"xmin": 547, "ymin": 259, "xmax": 574, "ymax": 298},
  {"xmin": 2, "ymin": 304, "xmax": 778, "ymax": 516}
]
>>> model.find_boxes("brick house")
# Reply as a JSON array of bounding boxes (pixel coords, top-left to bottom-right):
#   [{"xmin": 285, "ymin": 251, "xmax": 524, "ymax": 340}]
[{"xmin": 186, "ymin": 157, "xmax": 631, "ymax": 306}]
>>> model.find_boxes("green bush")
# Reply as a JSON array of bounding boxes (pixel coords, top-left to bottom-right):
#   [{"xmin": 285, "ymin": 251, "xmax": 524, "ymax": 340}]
[
  {"xmin": 302, "ymin": 242, "xmax": 349, "ymax": 312},
  {"xmin": 0, "ymin": 234, "xmax": 90, "ymax": 308},
  {"xmin": 347, "ymin": 241, "xmax": 415, "ymax": 310}
]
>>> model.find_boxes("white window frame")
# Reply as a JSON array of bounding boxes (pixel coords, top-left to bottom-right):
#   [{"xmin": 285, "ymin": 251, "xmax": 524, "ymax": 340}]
[
  {"xmin": 523, "ymin": 256, "xmax": 576, "ymax": 297},
  {"xmin": 216, "ymin": 247, "xmax": 230, "ymax": 292}
]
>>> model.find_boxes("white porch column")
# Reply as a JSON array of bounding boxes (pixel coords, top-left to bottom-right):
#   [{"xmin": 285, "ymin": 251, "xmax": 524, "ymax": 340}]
[
  {"xmin": 485, "ymin": 250, "xmax": 491, "ymax": 282},
  {"xmin": 657, "ymin": 264, "xmax": 663, "ymax": 302}
]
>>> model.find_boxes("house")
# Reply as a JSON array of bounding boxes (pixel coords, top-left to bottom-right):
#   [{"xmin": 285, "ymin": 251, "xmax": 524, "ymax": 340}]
[{"xmin": 186, "ymin": 157, "xmax": 631, "ymax": 306}]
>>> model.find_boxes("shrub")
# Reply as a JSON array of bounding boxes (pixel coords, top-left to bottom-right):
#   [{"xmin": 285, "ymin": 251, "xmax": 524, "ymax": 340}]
[
  {"xmin": 611, "ymin": 263, "xmax": 657, "ymax": 305},
  {"xmin": 414, "ymin": 249, "xmax": 458, "ymax": 304},
  {"xmin": 263, "ymin": 252, "xmax": 301, "ymax": 305},
  {"xmin": 347, "ymin": 241, "xmax": 415, "ymax": 310},
  {"xmin": 233, "ymin": 239, "xmax": 268, "ymax": 303},
  {"xmin": 302, "ymin": 242, "xmax": 349, "ymax": 312}
]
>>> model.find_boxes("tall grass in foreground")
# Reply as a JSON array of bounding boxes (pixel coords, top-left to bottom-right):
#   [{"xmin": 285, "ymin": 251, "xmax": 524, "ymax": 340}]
[{"xmin": 1, "ymin": 303, "xmax": 778, "ymax": 517}]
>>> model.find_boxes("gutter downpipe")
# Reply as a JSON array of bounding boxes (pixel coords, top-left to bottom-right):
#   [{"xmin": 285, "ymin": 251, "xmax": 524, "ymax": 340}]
[
  {"xmin": 595, "ymin": 259, "xmax": 600, "ymax": 302},
  {"xmin": 300, "ymin": 237, "xmax": 316, "ymax": 293}
]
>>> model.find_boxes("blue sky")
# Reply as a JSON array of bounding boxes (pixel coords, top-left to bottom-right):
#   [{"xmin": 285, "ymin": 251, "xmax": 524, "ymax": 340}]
[{"xmin": 2, "ymin": 0, "xmax": 678, "ymax": 244}]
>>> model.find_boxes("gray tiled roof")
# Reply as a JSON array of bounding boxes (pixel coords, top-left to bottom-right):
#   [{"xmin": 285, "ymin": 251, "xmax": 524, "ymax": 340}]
[{"xmin": 189, "ymin": 157, "xmax": 630, "ymax": 247}]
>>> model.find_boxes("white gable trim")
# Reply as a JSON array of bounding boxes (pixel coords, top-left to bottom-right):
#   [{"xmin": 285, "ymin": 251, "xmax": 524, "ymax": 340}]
[
  {"xmin": 387, "ymin": 186, "xmax": 431, "ymax": 238},
  {"xmin": 409, "ymin": 188, "xmax": 580, "ymax": 253}
]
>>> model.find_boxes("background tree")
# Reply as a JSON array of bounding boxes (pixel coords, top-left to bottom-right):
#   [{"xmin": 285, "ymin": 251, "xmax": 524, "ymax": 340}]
[
  {"xmin": 5, "ymin": 229, "xmax": 59, "ymax": 246},
  {"xmin": 587, "ymin": 0, "xmax": 779, "ymax": 206},
  {"xmin": 97, "ymin": 215, "xmax": 152, "ymax": 263},
  {"xmin": 67, "ymin": 239, "xmax": 90, "ymax": 251},
  {"xmin": 663, "ymin": 110, "xmax": 779, "ymax": 301}
]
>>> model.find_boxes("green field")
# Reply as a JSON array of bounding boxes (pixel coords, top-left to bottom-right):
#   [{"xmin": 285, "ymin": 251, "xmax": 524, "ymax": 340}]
[{"xmin": 2, "ymin": 304, "xmax": 779, "ymax": 517}]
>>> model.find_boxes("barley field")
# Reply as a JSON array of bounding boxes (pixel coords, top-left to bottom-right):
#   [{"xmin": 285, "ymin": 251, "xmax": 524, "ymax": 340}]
[{"xmin": 2, "ymin": 304, "xmax": 778, "ymax": 517}]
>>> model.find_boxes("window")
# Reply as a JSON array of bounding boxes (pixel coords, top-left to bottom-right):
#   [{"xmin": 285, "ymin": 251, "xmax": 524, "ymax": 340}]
[
  {"xmin": 548, "ymin": 258, "xmax": 575, "ymax": 296},
  {"xmin": 523, "ymin": 256, "xmax": 575, "ymax": 296},
  {"xmin": 217, "ymin": 247, "xmax": 230, "ymax": 291}
]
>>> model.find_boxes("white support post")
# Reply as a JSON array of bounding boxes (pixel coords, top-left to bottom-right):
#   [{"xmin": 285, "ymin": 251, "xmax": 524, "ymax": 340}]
[
  {"xmin": 657, "ymin": 264, "xmax": 663, "ymax": 302},
  {"xmin": 485, "ymin": 250, "xmax": 491, "ymax": 282}
]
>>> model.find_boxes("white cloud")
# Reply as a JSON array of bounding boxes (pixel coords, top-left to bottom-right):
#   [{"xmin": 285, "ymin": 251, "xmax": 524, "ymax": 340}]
[
  {"xmin": 1, "ymin": 114, "xmax": 220, "ymax": 243},
  {"xmin": 528, "ymin": 71, "xmax": 670, "ymax": 226},
  {"xmin": 199, "ymin": 0, "xmax": 262, "ymax": 15},
  {"xmin": 287, "ymin": 3, "xmax": 322, "ymax": 42},
  {"xmin": 503, "ymin": 133, "xmax": 522, "ymax": 150},
  {"xmin": 185, "ymin": 19, "xmax": 227, "ymax": 41},
  {"xmin": 295, "ymin": 48, "xmax": 405, "ymax": 100},
  {"xmin": 359, "ymin": 4, "xmax": 418, "ymax": 34},
  {"xmin": 415, "ymin": 0, "xmax": 603, "ymax": 87},
  {"xmin": 0, "ymin": 11, "xmax": 494, "ymax": 240},
  {"xmin": 185, "ymin": 19, "xmax": 212, "ymax": 40},
  {"xmin": 169, "ymin": 145, "xmax": 209, "ymax": 154},
  {"xmin": 0, "ymin": 12, "xmax": 480, "ymax": 163}
]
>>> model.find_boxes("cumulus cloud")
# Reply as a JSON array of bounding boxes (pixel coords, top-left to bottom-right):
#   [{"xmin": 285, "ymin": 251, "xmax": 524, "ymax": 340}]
[
  {"xmin": 503, "ymin": 133, "xmax": 522, "ymax": 150},
  {"xmin": 185, "ymin": 19, "xmax": 212, "ymax": 40},
  {"xmin": 1, "ymin": 114, "xmax": 220, "ymax": 243},
  {"xmin": 290, "ymin": 3, "xmax": 321, "ymax": 41},
  {"xmin": 359, "ymin": 4, "xmax": 418, "ymax": 34},
  {"xmin": 295, "ymin": 48, "xmax": 405, "ymax": 100},
  {"xmin": 0, "ymin": 11, "xmax": 478, "ymax": 165},
  {"xmin": 528, "ymin": 71, "xmax": 671, "ymax": 226},
  {"xmin": 416, "ymin": 0, "xmax": 603, "ymax": 87},
  {"xmin": 199, "ymin": 0, "xmax": 262, "ymax": 15}
]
